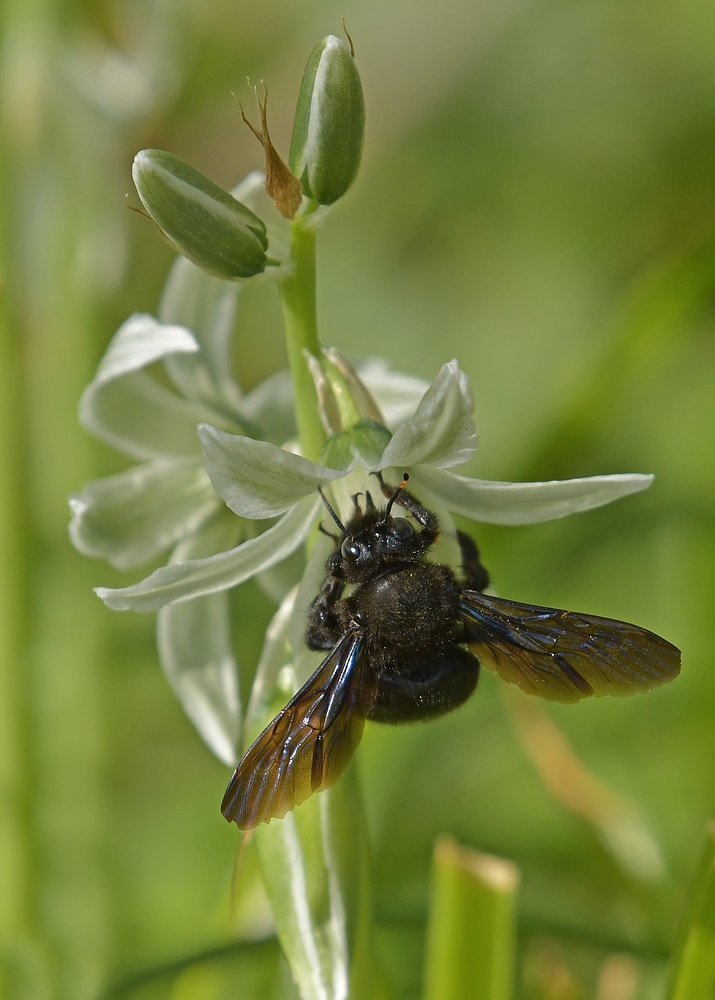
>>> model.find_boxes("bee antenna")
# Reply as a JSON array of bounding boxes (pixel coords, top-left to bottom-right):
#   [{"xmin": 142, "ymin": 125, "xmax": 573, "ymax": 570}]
[
  {"xmin": 319, "ymin": 488, "xmax": 347, "ymax": 534},
  {"xmin": 384, "ymin": 473, "xmax": 409, "ymax": 518}
]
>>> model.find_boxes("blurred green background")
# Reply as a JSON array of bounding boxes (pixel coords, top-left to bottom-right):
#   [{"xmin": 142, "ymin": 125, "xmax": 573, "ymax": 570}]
[{"xmin": 1, "ymin": 0, "xmax": 714, "ymax": 997}]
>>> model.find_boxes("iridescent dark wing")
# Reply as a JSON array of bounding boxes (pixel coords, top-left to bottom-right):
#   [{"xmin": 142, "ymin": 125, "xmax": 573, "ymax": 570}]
[
  {"xmin": 459, "ymin": 589, "xmax": 680, "ymax": 704},
  {"xmin": 221, "ymin": 631, "xmax": 373, "ymax": 830}
]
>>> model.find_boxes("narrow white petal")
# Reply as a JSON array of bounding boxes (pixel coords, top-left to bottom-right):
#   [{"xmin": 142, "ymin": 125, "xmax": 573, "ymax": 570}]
[
  {"xmin": 240, "ymin": 370, "xmax": 297, "ymax": 444},
  {"xmin": 413, "ymin": 466, "xmax": 654, "ymax": 525},
  {"xmin": 244, "ymin": 588, "xmax": 298, "ymax": 740},
  {"xmin": 199, "ymin": 424, "xmax": 342, "ymax": 518},
  {"xmin": 96, "ymin": 495, "xmax": 320, "ymax": 612},
  {"xmin": 356, "ymin": 358, "xmax": 429, "ymax": 429},
  {"xmin": 159, "ymin": 255, "xmax": 244, "ymax": 414},
  {"xmin": 156, "ymin": 509, "xmax": 244, "ymax": 764},
  {"xmin": 289, "ymin": 530, "xmax": 335, "ymax": 683},
  {"xmin": 80, "ymin": 371, "xmax": 206, "ymax": 459},
  {"xmin": 256, "ymin": 547, "xmax": 305, "ymax": 604},
  {"xmin": 379, "ymin": 359, "xmax": 477, "ymax": 470},
  {"xmin": 69, "ymin": 457, "xmax": 219, "ymax": 568},
  {"xmin": 158, "ymin": 594, "xmax": 240, "ymax": 765},
  {"xmin": 91, "ymin": 312, "xmax": 199, "ymax": 385},
  {"xmin": 80, "ymin": 313, "xmax": 206, "ymax": 459}
]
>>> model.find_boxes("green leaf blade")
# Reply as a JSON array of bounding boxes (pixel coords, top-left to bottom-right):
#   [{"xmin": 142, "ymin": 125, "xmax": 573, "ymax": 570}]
[
  {"xmin": 669, "ymin": 822, "xmax": 715, "ymax": 1000},
  {"xmin": 424, "ymin": 836, "xmax": 519, "ymax": 1000}
]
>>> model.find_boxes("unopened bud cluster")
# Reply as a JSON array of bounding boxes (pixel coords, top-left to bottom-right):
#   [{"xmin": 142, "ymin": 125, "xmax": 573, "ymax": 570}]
[{"xmin": 132, "ymin": 32, "xmax": 365, "ymax": 279}]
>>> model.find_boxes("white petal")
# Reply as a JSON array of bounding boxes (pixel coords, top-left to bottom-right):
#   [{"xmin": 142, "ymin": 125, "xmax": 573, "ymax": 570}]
[
  {"xmin": 159, "ymin": 255, "xmax": 244, "ymax": 413},
  {"xmin": 80, "ymin": 313, "xmax": 206, "ymax": 459},
  {"xmin": 91, "ymin": 313, "xmax": 199, "ymax": 384},
  {"xmin": 198, "ymin": 425, "xmax": 342, "ymax": 518},
  {"xmin": 289, "ymin": 530, "xmax": 335, "ymax": 684},
  {"xmin": 157, "ymin": 594, "xmax": 240, "ymax": 766},
  {"xmin": 96, "ymin": 495, "xmax": 320, "ymax": 612},
  {"xmin": 81, "ymin": 371, "xmax": 206, "ymax": 459},
  {"xmin": 240, "ymin": 370, "xmax": 297, "ymax": 444},
  {"xmin": 378, "ymin": 359, "xmax": 477, "ymax": 470},
  {"xmin": 235, "ymin": 359, "xmax": 428, "ymax": 445},
  {"xmin": 256, "ymin": 547, "xmax": 305, "ymax": 603},
  {"xmin": 230, "ymin": 171, "xmax": 267, "ymax": 207},
  {"xmin": 157, "ymin": 510, "xmax": 244, "ymax": 765},
  {"xmin": 69, "ymin": 457, "xmax": 219, "ymax": 568},
  {"xmin": 413, "ymin": 466, "xmax": 655, "ymax": 525},
  {"xmin": 244, "ymin": 587, "xmax": 298, "ymax": 740},
  {"xmin": 355, "ymin": 358, "xmax": 429, "ymax": 429}
]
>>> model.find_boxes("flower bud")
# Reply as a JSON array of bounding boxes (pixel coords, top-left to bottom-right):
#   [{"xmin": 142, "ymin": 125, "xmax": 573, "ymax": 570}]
[
  {"xmin": 132, "ymin": 149, "xmax": 268, "ymax": 279},
  {"xmin": 289, "ymin": 35, "xmax": 365, "ymax": 206},
  {"xmin": 321, "ymin": 419, "xmax": 392, "ymax": 472},
  {"xmin": 305, "ymin": 346, "xmax": 385, "ymax": 437}
]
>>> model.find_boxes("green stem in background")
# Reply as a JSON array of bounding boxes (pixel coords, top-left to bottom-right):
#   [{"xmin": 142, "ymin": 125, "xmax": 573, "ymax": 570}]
[
  {"xmin": 0, "ymin": 1, "xmax": 112, "ymax": 992},
  {"xmin": 0, "ymin": 1, "xmax": 45, "ymax": 989},
  {"xmin": 668, "ymin": 821, "xmax": 715, "ymax": 1000},
  {"xmin": 0, "ymin": 214, "xmax": 36, "ymax": 983},
  {"xmin": 278, "ymin": 211, "xmax": 326, "ymax": 463},
  {"xmin": 424, "ymin": 835, "xmax": 519, "ymax": 1000}
]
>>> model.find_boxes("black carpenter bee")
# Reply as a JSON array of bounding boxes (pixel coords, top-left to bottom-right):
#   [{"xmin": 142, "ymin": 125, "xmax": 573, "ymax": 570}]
[{"xmin": 221, "ymin": 473, "xmax": 681, "ymax": 829}]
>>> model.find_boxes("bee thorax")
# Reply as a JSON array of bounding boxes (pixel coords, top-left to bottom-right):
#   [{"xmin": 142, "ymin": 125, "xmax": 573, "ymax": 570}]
[{"xmin": 343, "ymin": 562, "xmax": 461, "ymax": 653}]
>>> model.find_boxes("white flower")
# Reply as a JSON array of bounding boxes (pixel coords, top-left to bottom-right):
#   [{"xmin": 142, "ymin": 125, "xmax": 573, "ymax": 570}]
[
  {"xmin": 70, "ymin": 190, "xmax": 428, "ymax": 763},
  {"xmin": 96, "ymin": 360, "xmax": 653, "ymax": 660},
  {"xmin": 69, "ymin": 256, "xmax": 266, "ymax": 764}
]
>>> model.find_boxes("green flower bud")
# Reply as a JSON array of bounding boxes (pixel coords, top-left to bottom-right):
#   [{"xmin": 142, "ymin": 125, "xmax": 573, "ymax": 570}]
[
  {"xmin": 289, "ymin": 35, "xmax": 365, "ymax": 206},
  {"xmin": 320, "ymin": 419, "xmax": 392, "ymax": 472},
  {"xmin": 132, "ymin": 149, "xmax": 268, "ymax": 279}
]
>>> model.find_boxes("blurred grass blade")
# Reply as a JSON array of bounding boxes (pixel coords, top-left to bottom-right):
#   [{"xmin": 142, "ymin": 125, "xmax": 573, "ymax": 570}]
[
  {"xmin": 522, "ymin": 236, "xmax": 715, "ymax": 479},
  {"xmin": 668, "ymin": 822, "xmax": 715, "ymax": 1000},
  {"xmin": 97, "ymin": 939, "xmax": 279, "ymax": 999},
  {"xmin": 505, "ymin": 690, "xmax": 665, "ymax": 882},
  {"xmin": 424, "ymin": 835, "xmax": 519, "ymax": 1000}
]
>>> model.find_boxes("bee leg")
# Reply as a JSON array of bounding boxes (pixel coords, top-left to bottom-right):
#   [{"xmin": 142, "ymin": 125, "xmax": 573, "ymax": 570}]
[
  {"xmin": 373, "ymin": 472, "xmax": 439, "ymax": 544},
  {"xmin": 306, "ymin": 570, "xmax": 346, "ymax": 651},
  {"xmin": 457, "ymin": 531, "xmax": 490, "ymax": 592}
]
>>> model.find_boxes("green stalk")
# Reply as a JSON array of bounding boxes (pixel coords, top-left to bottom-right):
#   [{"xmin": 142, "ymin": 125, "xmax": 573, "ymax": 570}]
[
  {"xmin": 668, "ymin": 822, "xmax": 715, "ymax": 1000},
  {"xmin": 0, "ymin": 209, "xmax": 37, "ymax": 991},
  {"xmin": 423, "ymin": 835, "xmax": 519, "ymax": 1000},
  {"xmin": 0, "ymin": 2, "xmax": 114, "ymax": 994},
  {"xmin": 278, "ymin": 213, "xmax": 326, "ymax": 463},
  {"xmin": 0, "ymin": 0, "xmax": 46, "ymax": 991}
]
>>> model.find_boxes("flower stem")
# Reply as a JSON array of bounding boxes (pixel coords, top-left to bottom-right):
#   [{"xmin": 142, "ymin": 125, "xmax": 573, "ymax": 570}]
[{"xmin": 278, "ymin": 212, "xmax": 326, "ymax": 463}]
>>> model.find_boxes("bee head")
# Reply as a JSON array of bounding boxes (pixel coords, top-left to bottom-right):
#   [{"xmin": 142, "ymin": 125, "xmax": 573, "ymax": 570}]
[{"xmin": 319, "ymin": 478, "xmax": 420, "ymax": 578}]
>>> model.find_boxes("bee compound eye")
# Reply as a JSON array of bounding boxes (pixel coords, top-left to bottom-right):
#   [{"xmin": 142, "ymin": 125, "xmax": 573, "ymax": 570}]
[
  {"xmin": 341, "ymin": 538, "xmax": 361, "ymax": 561},
  {"xmin": 390, "ymin": 517, "xmax": 414, "ymax": 540}
]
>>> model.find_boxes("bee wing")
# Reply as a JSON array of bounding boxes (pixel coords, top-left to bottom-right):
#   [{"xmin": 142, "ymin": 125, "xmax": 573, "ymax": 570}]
[
  {"xmin": 221, "ymin": 631, "xmax": 373, "ymax": 829},
  {"xmin": 459, "ymin": 589, "xmax": 680, "ymax": 704}
]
